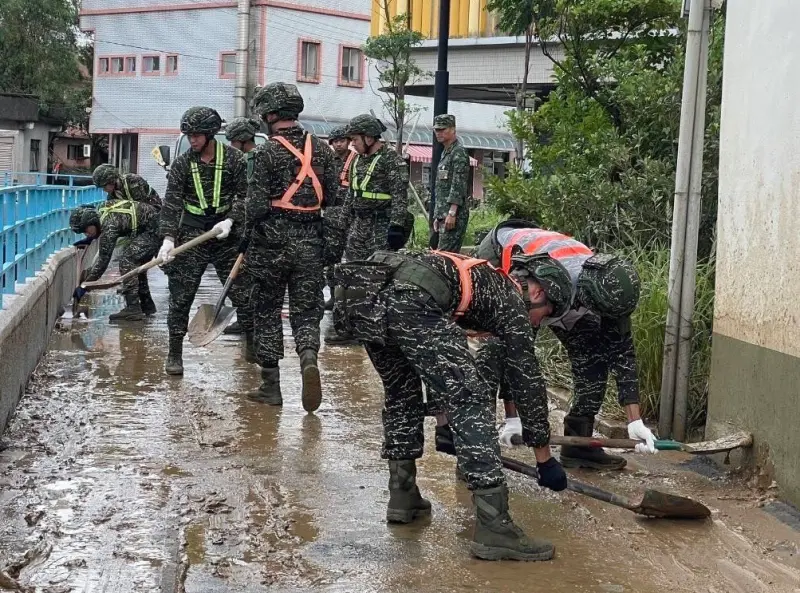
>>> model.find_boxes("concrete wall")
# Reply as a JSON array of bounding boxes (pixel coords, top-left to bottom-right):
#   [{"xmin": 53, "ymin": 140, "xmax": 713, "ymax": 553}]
[
  {"xmin": 0, "ymin": 121, "xmax": 52, "ymax": 174},
  {"xmin": 0, "ymin": 244, "xmax": 96, "ymax": 434},
  {"xmin": 706, "ymin": 0, "xmax": 800, "ymax": 507}
]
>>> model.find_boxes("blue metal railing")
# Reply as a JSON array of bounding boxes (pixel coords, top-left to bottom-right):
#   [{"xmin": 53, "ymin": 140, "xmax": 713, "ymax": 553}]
[
  {"xmin": 1, "ymin": 178, "xmax": 104, "ymax": 307},
  {"xmin": 2, "ymin": 171, "xmax": 95, "ymax": 189}
]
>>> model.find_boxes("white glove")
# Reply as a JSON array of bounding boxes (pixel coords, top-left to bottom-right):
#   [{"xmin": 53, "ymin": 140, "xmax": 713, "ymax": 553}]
[
  {"xmin": 158, "ymin": 238, "xmax": 175, "ymax": 263},
  {"xmin": 212, "ymin": 218, "xmax": 233, "ymax": 240},
  {"xmin": 498, "ymin": 417, "xmax": 522, "ymax": 447},
  {"xmin": 628, "ymin": 419, "xmax": 657, "ymax": 454}
]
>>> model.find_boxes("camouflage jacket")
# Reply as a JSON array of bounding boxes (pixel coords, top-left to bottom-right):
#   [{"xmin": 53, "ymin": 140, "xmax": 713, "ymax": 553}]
[
  {"xmin": 86, "ymin": 200, "xmax": 159, "ymax": 282},
  {"xmin": 344, "ymin": 144, "xmax": 409, "ymax": 228},
  {"xmin": 245, "ymin": 125, "xmax": 338, "ymax": 235},
  {"xmin": 160, "ymin": 141, "xmax": 247, "ymax": 238},
  {"xmin": 111, "ymin": 173, "xmax": 162, "ymax": 210},
  {"xmin": 434, "ymin": 138, "xmax": 470, "ymax": 219}
]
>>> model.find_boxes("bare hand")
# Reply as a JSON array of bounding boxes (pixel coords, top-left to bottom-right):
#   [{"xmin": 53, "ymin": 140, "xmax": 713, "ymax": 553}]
[{"xmin": 444, "ymin": 214, "xmax": 456, "ymax": 231}]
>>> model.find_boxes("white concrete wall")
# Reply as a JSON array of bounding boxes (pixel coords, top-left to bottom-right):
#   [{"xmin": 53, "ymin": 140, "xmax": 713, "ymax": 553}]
[{"xmin": 714, "ymin": 0, "xmax": 800, "ymax": 358}]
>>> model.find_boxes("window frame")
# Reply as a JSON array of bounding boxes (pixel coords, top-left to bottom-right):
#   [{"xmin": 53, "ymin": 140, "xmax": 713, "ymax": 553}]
[
  {"xmin": 165, "ymin": 54, "xmax": 179, "ymax": 76},
  {"xmin": 29, "ymin": 139, "xmax": 41, "ymax": 172},
  {"xmin": 219, "ymin": 51, "xmax": 237, "ymax": 79},
  {"xmin": 142, "ymin": 54, "xmax": 161, "ymax": 76},
  {"xmin": 296, "ymin": 39, "xmax": 322, "ymax": 84},
  {"xmin": 97, "ymin": 57, "xmax": 110, "ymax": 76},
  {"xmin": 338, "ymin": 44, "xmax": 364, "ymax": 88}
]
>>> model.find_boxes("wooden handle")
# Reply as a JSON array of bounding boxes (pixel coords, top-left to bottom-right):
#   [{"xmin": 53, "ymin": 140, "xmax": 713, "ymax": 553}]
[
  {"xmin": 211, "ymin": 252, "xmax": 245, "ymax": 318},
  {"xmin": 550, "ymin": 435, "xmax": 640, "ymax": 449}
]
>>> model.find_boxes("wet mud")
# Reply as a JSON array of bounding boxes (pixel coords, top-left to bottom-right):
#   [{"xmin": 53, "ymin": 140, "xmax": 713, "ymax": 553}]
[{"xmin": 1, "ymin": 268, "xmax": 799, "ymax": 593}]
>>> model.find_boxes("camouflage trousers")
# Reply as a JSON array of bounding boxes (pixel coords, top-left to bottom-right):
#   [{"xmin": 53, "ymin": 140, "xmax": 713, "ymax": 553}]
[
  {"xmin": 365, "ymin": 286, "xmax": 505, "ymax": 490},
  {"xmin": 244, "ymin": 218, "xmax": 324, "ymax": 364},
  {"xmin": 435, "ymin": 208, "xmax": 469, "ymax": 253},
  {"xmin": 551, "ymin": 315, "xmax": 640, "ymax": 417},
  {"xmin": 345, "ymin": 209, "xmax": 391, "ymax": 262},
  {"xmin": 119, "ymin": 231, "xmax": 159, "ymax": 296},
  {"xmin": 163, "ymin": 228, "xmax": 253, "ymax": 340}
]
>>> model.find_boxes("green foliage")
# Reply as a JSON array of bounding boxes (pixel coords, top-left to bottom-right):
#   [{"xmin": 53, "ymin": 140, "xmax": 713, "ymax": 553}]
[
  {"xmin": 408, "ymin": 208, "xmax": 507, "ymax": 250},
  {"xmin": 362, "ymin": 8, "xmax": 428, "ymax": 150},
  {"xmin": 537, "ymin": 247, "xmax": 714, "ymax": 430}
]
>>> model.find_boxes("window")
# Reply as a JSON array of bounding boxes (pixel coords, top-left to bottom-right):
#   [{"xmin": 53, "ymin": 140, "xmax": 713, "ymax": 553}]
[
  {"xmin": 339, "ymin": 46, "xmax": 363, "ymax": 86},
  {"xmin": 67, "ymin": 144, "xmax": 85, "ymax": 161},
  {"xmin": 166, "ymin": 54, "xmax": 178, "ymax": 75},
  {"xmin": 143, "ymin": 55, "xmax": 160, "ymax": 74},
  {"xmin": 422, "ymin": 165, "xmax": 431, "ymax": 186},
  {"xmin": 111, "ymin": 57, "xmax": 124, "ymax": 74},
  {"xmin": 98, "ymin": 57, "xmax": 109, "ymax": 74},
  {"xmin": 220, "ymin": 52, "xmax": 236, "ymax": 78},
  {"xmin": 125, "ymin": 56, "xmax": 136, "ymax": 73},
  {"xmin": 298, "ymin": 40, "xmax": 321, "ymax": 83},
  {"xmin": 29, "ymin": 140, "xmax": 41, "ymax": 172}
]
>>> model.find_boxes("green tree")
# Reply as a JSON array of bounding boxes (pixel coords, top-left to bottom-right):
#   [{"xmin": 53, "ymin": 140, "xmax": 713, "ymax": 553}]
[
  {"xmin": 0, "ymin": 0, "xmax": 84, "ymax": 108},
  {"xmin": 362, "ymin": 0, "xmax": 428, "ymax": 152}
]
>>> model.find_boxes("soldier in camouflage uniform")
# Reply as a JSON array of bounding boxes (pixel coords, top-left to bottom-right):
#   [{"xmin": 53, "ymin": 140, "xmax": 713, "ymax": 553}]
[
  {"xmin": 432, "ymin": 114, "xmax": 470, "ymax": 252},
  {"xmin": 92, "ymin": 164, "xmax": 162, "ymax": 210},
  {"xmin": 70, "ymin": 202, "xmax": 160, "ymax": 321},
  {"xmin": 222, "ymin": 116, "xmax": 263, "ymax": 336},
  {"xmin": 158, "ymin": 106, "xmax": 254, "ymax": 376},
  {"xmin": 341, "ymin": 114, "xmax": 410, "ymax": 260},
  {"xmin": 468, "ymin": 222, "xmax": 658, "ymax": 469},
  {"xmin": 332, "ymin": 249, "xmax": 568, "ymax": 561},
  {"xmin": 243, "ymin": 82, "xmax": 339, "ymax": 412}
]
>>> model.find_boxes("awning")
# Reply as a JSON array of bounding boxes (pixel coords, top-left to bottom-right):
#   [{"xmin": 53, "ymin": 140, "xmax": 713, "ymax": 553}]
[{"xmin": 406, "ymin": 144, "xmax": 479, "ymax": 166}]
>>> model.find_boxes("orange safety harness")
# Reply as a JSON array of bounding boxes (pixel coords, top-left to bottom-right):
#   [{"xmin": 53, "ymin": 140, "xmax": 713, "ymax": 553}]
[
  {"xmin": 339, "ymin": 150, "xmax": 356, "ymax": 187},
  {"xmin": 431, "ymin": 250, "xmax": 487, "ymax": 316},
  {"xmin": 271, "ymin": 134, "xmax": 323, "ymax": 212}
]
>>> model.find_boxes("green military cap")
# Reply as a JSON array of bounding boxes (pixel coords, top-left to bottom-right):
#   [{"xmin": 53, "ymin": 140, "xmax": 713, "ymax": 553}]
[{"xmin": 433, "ymin": 114, "xmax": 456, "ymax": 129}]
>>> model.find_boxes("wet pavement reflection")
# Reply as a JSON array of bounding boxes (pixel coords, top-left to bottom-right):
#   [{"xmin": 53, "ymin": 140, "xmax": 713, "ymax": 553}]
[{"xmin": 1, "ymin": 267, "xmax": 799, "ymax": 593}]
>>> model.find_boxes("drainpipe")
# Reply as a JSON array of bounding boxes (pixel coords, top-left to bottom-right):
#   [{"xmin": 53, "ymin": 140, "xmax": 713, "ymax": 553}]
[
  {"xmin": 428, "ymin": 0, "xmax": 451, "ymax": 229},
  {"xmin": 658, "ymin": 0, "xmax": 711, "ymax": 440},
  {"xmin": 234, "ymin": 0, "xmax": 251, "ymax": 118}
]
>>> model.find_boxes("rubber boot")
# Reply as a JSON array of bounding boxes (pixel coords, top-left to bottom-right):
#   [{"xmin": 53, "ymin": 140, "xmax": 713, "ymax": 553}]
[
  {"xmin": 165, "ymin": 337, "xmax": 184, "ymax": 376},
  {"xmin": 471, "ymin": 484, "xmax": 555, "ymax": 561},
  {"xmin": 244, "ymin": 331, "xmax": 257, "ymax": 364},
  {"xmin": 247, "ymin": 366, "xmax": 282, "ymax": 405},
  {"xmin": 139, "ymin": 292, "xmax": 157, "ymax": 316},
  {"xmin": 298, "ymin": 348, "xmax": 322, "ymax": 412},
  {"xmin": 223, "ymin": 321, "xmax": 243, "ymax": 335},
  {"xmin": 324, "ymin": 323, "xmax": 359, "ymax": 346},
  {"xmin": 386, "ymin": 460, "xmax": 431, "ymax": 524},
  {"xmin": 435, "ymin": 424, "xmax": 457, "ymax": 456},
  {"xmin": 109, "ymin": 293, "xmax": 145, "ymax": 322},
  {"xmin": 559, "ymin": 415, "xmax": 627, "ymax": 470}
]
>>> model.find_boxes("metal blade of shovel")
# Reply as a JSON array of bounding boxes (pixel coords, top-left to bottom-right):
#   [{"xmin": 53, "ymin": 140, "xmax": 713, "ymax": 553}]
[
  {"xmin": 187, "ymin": 252, "xmax": 245, "ymax": 347},
  {"xmin": 501, "ymin": 456, "xmax": 711, "ymax": 520}
]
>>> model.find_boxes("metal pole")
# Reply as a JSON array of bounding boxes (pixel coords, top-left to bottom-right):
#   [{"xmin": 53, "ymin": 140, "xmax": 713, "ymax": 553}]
[
  {"xmin": 428, "ymin": 0, "xmax": 451, "ymax": 229},
  {"xmin": 672, "ymin": 0, "xmax": 711, "ymax": 441},
  {"xmin": 658, "ymin": 0, "xmax": 706, "ymax": 438},
  {"xmin": 234, "ymin": 0, "xmax": 251, "ymax": 117}
]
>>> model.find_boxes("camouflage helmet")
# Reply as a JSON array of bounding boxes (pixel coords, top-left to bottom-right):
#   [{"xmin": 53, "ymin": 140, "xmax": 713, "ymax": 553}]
[
  {"xmin": 251, "ymin": 82, "xmax": 304, "ymax": 119},
  {"xmin": 180, "ymin": 106, "xmax": 223, "ymax": 135},
  {"xmin": 509, "ymin": 252, "xmax": 573, "ymax": 318},
  {"xmin": 347, "ymin": 114, "xmax": 387, "ymax": 138},
  {"xmin": 328, "ymin": 126, "xmax": 349, "ymax": 142},
  {"xmin": 225, "ymin": 117, "xmax": 261, "ymax": 142},
  {"xmin": 577, "ymin": 254, "xmax": 640, "ymax": 318},
  {"xmin": 70, "ymin": 205, "xmax": 100, "ymax": 233},
  {"xmin": 92, "ymin": 164, "xmax": 120, "ymax": 188}
]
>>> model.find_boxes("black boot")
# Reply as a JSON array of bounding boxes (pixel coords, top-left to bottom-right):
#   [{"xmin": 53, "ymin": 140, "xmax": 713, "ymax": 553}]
[
  {"xmin": 386, "ymin": 460, "xmax": 431, "ymax": 524},
  {"xmin": 560, "ymin": 414, "xmax": 627, "ymax": 470},
  {"xmin": 435, "ymin": 424, "xmax": 457, "ymax": 456},
  {"xmin": 164, "ymin": 337, "xmax": 184, "ymax": 376},
  {"xmin": 471, "ymin": 484, "xmax": 554, "ymax": 561},
  {"xmin": 139, "ymin": 292, "xmax": 157, "ymax": 316},
  {"xmin": 324, "ymin": 323, "xmax": 360, "ymax": 346},
  {"xmin": 298, "ymin": 348, "xmax": 322, "ymax": 412},
  {"xmin": 244, "ymin": 331, "xmax": 257, "ymax": 364},
  {"xmin": 109, "ymin": 293, "xmax": 145, "ymax": 322},
  {"xmin": 223, "ymin": 321, "xmax": 243, "ymax": 335},
  {"xmin": 247, "ymin": 366, "xmax": 282, "ymax": 405}
]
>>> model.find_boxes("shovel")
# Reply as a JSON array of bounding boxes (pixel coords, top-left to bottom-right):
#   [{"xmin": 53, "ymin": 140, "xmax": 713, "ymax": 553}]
[
  {"xmin": 501, "ymin": 455, "xmax": 711, "ymax": 520},
  {"xmin": 82, "ymin": 227, "xmax": 223, "ymax": 291},
  {"xmin": 187, "ymin": 252, "xmax": 245, "ymax": 347},
  {"xmin": 549, "ymin": 431, "xmax": 753, "ymax": 455}
]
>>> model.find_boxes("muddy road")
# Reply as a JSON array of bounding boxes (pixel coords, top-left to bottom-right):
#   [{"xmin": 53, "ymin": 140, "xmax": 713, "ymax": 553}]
[{"xmin": 1, "ymin": 269, "xmax": 799, "ymax": 593}]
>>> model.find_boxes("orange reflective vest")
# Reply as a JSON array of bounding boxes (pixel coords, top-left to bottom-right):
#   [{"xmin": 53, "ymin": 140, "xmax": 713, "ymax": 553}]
[
  {"xmin": 271, "ymin": 134, "xmax": 323, "ymax": 212},
  {"xmin": 339, "ymin": 150, "xmax": 356, "ymax": 187},
  {"xmin": 431, "ymin": 250, "xmax": 487, "ymax": 316},
  {"xmin": 499, "ymin": 228, "xmax": 593, "ymax": 273}
]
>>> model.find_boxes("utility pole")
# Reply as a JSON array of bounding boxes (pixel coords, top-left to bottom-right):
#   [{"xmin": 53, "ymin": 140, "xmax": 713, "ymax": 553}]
[
  {"xmin": 234, "ymin": 0, "xmax": 251, "ymax": 117},
  {"xmin": 658, "ymin": 0, "xmax": 712, "ymax": 441},
  {"xmin": 428, "ymin": 0, "xmax": 451, "ymax": 229}
]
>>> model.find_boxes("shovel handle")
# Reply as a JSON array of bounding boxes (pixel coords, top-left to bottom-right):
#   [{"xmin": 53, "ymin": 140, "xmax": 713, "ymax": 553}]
[
  {"xmin": 550, "ymin": 435, "xmax": 683, "ymax": 451},
  {"xmin": 212, "ymin": 253, "xmax": 244, "ymax": 318},
  {"xmin": 83, "ymin": 227, "xmax": 222, "ymax": 290}
]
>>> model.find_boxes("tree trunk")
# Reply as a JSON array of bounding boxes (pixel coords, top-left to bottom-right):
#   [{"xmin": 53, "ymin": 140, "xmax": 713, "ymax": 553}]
[{"xmin": 514, "ymin": 25, "xmax": 533, "ymax": 167}]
